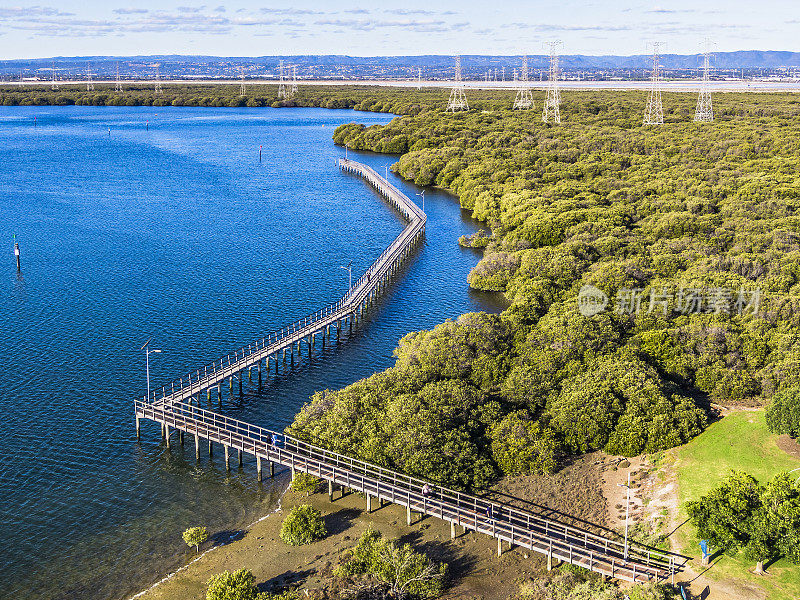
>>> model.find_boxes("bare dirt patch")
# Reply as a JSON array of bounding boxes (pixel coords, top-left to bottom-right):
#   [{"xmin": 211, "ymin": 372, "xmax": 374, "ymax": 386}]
[
  {"xmin": 776, "ymin": 434, "xmax": 800, "ymax": 460},
  {"xmin": 492, "ymin": 451, "xmax": 608, "ymax": 532}
]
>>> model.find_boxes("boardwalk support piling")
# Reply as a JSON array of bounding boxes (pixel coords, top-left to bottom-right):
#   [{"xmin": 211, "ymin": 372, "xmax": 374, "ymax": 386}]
[{"xmin": 257, "ymin": 456, "xmax": 262, "ymax": 481}]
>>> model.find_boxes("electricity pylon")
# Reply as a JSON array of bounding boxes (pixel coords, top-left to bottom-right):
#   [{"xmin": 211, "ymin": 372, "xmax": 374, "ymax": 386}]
[
  {"xmin": 694, "ymin": 41, "xmax": 714, "ymax": 122},
  {"xmin": 239, "ymin": 66, "xmax": 246, "ymax": 97},
  {"xmin": 86, "ymin": 63, "xmax": 94, "ymax": 92},
  {"xmin": 51, "ymin": 62, "xmax": 59, "ymax": 91},
  {"xmin": 446, "ymin": 55, "xmax": 468, "ymax": 112},
  {"xmin": 643, "ymin": 42, "xmax": 665, "ymax": 125},
  {"xmin": 115, "ymin": 62, "xmax": 123, "ymax": 93},
  {"xmin": 154, "ymin": 64, "xmax": 163, "ymax": 94},
  {"xmin": 513, "ymin": 54, "xmax": 534, "ymax": 110},
  {"xmin": 277, "ymin": 60, "xmax": 287, "ymax": 99},
  {"xmin": 291, "ymin": 65, "xmax": 298, "ymax": 95},
  {"xmin": 542, "ymin": 42, "xmax": 562, "ymax": 124}
]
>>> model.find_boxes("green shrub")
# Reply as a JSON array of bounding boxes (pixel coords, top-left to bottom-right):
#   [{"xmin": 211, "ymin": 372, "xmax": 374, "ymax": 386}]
[
  {"xmin": 206, "ymin": 569, "xmax": 259, "ymax": 600},
  {"xmin": 766, "ymin": 386, "xmax": 800, "ymax": 436},
  {"xmin": 336, "ymin": 527, "xmax": 446, "ymax": 599},
  {"xmin": 279, "ymin": 504, "xmax": 326, "ymax": 546},
  {"xmin": 291, "ymin": 473, "xmax": 321, "ymax": 496},
  {"xmin": 489, "ymin": 412, "xmax": 561, "ymax": 475}
]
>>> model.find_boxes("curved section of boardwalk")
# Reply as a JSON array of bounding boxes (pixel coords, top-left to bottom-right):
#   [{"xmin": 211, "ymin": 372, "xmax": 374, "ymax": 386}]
[
  {"xmin": 134, "ymin": 159, "xmax": 687, "ymax": 585},
  {"xmin": 145, "ymin": 158, "xmax": 425, "ymax": 407}
]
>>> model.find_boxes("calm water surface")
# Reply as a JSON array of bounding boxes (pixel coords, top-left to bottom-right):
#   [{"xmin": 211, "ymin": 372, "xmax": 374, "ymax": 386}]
[{"xmin": 0, "ymin": 106, "xmax": 501, "ymax": 600}]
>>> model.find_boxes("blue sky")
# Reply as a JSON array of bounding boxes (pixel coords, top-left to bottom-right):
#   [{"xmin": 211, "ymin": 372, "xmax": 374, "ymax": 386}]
[{"xmin": 0, "ymin": 1, "xmax": 794, "ymax": 59}]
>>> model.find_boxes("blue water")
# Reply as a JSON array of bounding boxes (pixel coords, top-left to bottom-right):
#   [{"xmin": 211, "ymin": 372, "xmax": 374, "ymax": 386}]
[{"xmin": 0, "ymin": 106, "xmax": 501, "ymax": 600}]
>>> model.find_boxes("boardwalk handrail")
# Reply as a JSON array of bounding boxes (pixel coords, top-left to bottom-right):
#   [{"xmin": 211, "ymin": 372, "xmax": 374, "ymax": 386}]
[
  {"xmin": 135, "ymin": 398, "xmax": 687, "ymax": 583},
  {"xmin": 144, "ymin": 158, "xmax": 425, "ymax": 406}
]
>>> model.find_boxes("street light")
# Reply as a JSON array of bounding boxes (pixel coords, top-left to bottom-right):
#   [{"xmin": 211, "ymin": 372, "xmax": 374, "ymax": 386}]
[
  {"xmin": 618, "ymin": 471, "xmax": 632, "ymax": 561},
  {"xmin": 340, "ymin": 261, "xmax": 353, "ymax": 292},
  {"xmin": 384, "ymin": 164, "xmax": 389, "ymax": 179},
  {"xmin": 141, "ymin": 338, "xmax": 162, "ymax": 400},
  {"xmin": 416, "ymin": 190, "xmax": 425, "ymax": 212}
]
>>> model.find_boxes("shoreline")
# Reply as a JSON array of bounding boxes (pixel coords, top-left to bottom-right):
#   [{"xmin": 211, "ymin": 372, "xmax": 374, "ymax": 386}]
[{"xmin": 128, "ymin": 480, "xmax": 291, "ymax": 600}]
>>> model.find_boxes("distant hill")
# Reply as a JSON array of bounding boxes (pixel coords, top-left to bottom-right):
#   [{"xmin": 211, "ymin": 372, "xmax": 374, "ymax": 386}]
[{"xmin": 2, "ymin": 51, "xmax": 800, "ymax": 81}]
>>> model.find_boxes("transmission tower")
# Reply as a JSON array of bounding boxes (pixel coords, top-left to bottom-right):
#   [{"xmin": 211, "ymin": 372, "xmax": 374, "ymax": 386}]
[
  {"xmin": 291, "ymin": 65, "xmax": 298, "ymax": 95},
  {"xmin": 542, "ymin": 42, "xmax": 562, "ymax": 124},
  {"xmin": 239, "ymin": 66, "xmax": 246, "ymax": 97},
  {"xmin": 51, "ymin": 61, "xmax": 59, "ymax": 91},
  {"xmin": 154, "ymin": 64, "xmax": 163, "ymax": 94},
  {"xmin": 643, "ymin": 42, "xmax": 665, "ymax": 125},
  {"xmin": 417, "ymin": 68, "xmax": 422, "ymax": 90},
  {"xmin": 86, "ymin": 63, "xmax": 94, "ymax": 92},
  {"xmin": 115, "ymin": 62, "xmax": 123, "ymax": 93},
  {"xmin": 446, "ymin": 55, "xmax": 469, "ymax": 112},
  {"xmin": 694, "ymin": 41, "xmax": 714, "ymax": 122},
  {"xmin": 513, "ymin": 54, "xmax": 535, "ymax": 110},
  {"xmin": 277, "ymin": 60, "xmax": 287, "ymax": 99}
]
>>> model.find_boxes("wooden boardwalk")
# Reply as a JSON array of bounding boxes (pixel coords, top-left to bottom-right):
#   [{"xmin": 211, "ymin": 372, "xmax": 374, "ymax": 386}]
[
  {"xmin": 135, "ymin": 159, "xmax": 687, "ymax": 585},
  {"xmin": 145, "ymin": 158, "xmax": 425, "ymax": 408}
]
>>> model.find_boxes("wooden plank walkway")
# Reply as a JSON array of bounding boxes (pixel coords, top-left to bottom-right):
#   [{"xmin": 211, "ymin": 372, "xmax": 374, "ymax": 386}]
[
  {"xmin": 135, "ymin": 399, "xmax": 686, "ymax": 585},
  {"xmin": 145, "ymin": 158, "xmax": 425, "ymax": 408},
  {"xmin": 134, "ymin": 159, "xmax": 687, "ymax": 585}
]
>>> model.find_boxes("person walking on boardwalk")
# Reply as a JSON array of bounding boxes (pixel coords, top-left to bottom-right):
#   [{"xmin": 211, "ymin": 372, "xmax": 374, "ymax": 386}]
[{"xmin": 422, "ymin": 483, "xmax": 431, "ymax": 497}]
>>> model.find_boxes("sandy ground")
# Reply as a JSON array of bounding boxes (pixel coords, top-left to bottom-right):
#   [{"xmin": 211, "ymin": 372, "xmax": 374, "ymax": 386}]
[
  {"xmin": 133, "ymin": 455, "xmax": 612, "ymax": 600},
  {"xmin": 134, "ymin": 486, "xmax": 546, "ymax": 600}
]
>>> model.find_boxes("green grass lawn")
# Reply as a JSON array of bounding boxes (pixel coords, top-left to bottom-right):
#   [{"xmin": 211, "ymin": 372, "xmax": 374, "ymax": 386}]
[{"xmin": 674, "ymin": 410, "xmax": 800, "ymax": 600}]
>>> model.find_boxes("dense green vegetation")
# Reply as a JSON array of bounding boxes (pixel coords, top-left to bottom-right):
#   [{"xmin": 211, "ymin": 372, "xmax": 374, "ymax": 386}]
[
  {"xmin": 0, "ymin": 83, "xmax": 448, "ymax": 115},
  {"xmin": 767, "ymin": 386, "xmax": 800, "ymax": 436},
  {"xmin": 513, "ymin": 569, "xmax": 678, "ymax": 600},
  {"xmin": 334, "ymin": 528, "xmax": 446, "ymax": 600},
  {"xmin": 687, "ymin": 470, "xmax": 800, "ymax": 573},
  {"xmin": 291, "ymin": 89, "xmax": 800, "ymax": 489},
  {"xmin": 279, "ymin": 504, "xmax": 327, "ymax": 546}
]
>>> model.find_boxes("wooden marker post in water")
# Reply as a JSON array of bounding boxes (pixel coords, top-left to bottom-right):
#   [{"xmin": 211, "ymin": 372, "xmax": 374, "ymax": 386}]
[
  {"xmin": 259, "ymin": 145, "xmax": 262, "ymax": 163},
  {"xmin": 13, "ymin": 234, "xmax": 21, "ymax": 273}
]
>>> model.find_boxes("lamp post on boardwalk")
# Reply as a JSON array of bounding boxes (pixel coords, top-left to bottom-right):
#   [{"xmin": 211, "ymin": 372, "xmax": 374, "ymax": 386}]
[
  {"xmin": 384, "ymin": 165, "xmax": 389, "ymax": 179},
  {"xmin": 141, "ymin": 338, "xmax": 162, "ymax": 400},
  {"xmin": 340, "ymin": 261, "xmax": 353, "ymax": 292},
  {"xmin": 618, "ymin": 471, "xmax": 632, "ymax": 561},
  {"xmin": 416, "ymin": 190, "xmax": 425, "ymax": 212}
]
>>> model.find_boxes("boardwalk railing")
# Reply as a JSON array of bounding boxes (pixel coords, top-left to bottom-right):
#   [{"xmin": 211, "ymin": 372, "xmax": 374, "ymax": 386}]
[
  {"xmin": 145, "ymin": 158, "xmax": 425, "ymax": 407},
  {"xmin": 135, "ymin": 398, "xmax": 687, "ymax": 584},
  {"xmin": 135, "ymin": 159, "xmax": 687, "ymax": 585}
]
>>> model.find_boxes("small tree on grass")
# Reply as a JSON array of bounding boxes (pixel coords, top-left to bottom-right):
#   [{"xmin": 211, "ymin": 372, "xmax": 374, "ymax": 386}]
[
  {"xmin": 183, "ymin": 526, "xmax": 209, "ymax": 554},
  {"xmin": 206, "ymin": 568, "xmax": 259, "ymax": 600},
  {"xmin": 766, "ymin": 386, "xmax": 800, "ymax": 437},
  {"xmin": 687, "ymin": 471, "xmax": 787, "ymax": 574},
  {"xmin": 291, "ymin": 472, "xmax": 321, "ymax": 496},
  {"xmin": 279, "ymin": 504, "xmax": 327, "ymax": 546}
]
